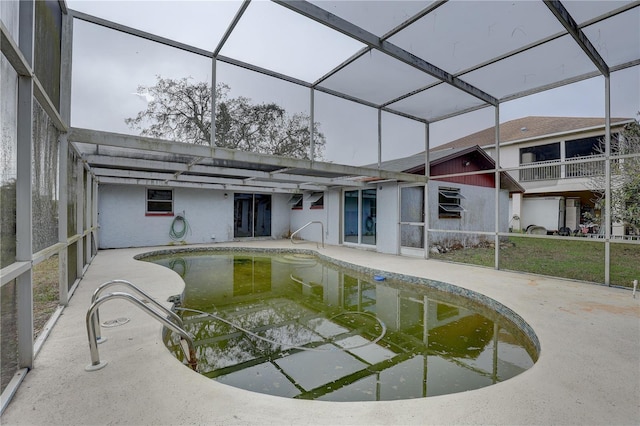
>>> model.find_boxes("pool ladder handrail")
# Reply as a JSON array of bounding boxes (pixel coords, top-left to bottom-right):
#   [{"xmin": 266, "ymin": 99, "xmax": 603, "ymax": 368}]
[
  {"xmin": 90, "ymin": 279, "xmax": 184, "ymax": 343},
  {"xmin": 291, "ymin": 221, "xmax": 324, "ymax": 249},
  {"xmin": 85, "ymin": 291, "xmax": 196, "ymax": 372}
]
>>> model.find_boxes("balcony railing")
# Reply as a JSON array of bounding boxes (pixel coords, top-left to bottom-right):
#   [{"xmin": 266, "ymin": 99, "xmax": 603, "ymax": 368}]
[
  {"xmin": 519, "ymin": 155, "xmax": 607, "ymax": 182},
  {"xmin": 519, "ymin": 159, "xmax": 561, "ymax": 181}
]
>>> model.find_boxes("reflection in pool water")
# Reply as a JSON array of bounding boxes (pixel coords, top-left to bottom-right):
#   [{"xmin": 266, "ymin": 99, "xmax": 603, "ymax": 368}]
[{"xmin": 143, "ymin": 250, "xmax": 537, "ymax": 402}]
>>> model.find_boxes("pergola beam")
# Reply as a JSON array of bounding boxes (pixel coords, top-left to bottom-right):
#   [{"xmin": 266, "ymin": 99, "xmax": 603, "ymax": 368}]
[
  {"xmin": 69, "ymin": 128, "xmax": 427, "ymax": 183},
  {"xmin": 91, "ymin": 167, "xmax": 328, "ymax": 191},
  {"xmin": 97, "ymin": 176, "xmax": 305, "ymax": 194},
  {"xmin": 85, "ymin": 155, "xmax": 365, "ymax": 188}
]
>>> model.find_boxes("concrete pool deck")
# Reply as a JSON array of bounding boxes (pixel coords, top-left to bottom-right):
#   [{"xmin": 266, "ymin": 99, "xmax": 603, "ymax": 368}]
[{"xmin": 2, "ymin": 241, "xmax": 639, "ymax": 425}]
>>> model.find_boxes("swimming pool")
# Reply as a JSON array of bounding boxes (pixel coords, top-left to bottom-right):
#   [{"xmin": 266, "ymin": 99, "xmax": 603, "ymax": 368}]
[{"xmin": 139, "ymin": 248, "xmax": 539, "ymax": 402}]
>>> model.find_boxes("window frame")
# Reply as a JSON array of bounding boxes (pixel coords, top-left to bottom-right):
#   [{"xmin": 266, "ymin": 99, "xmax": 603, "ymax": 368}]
[
  {"xmin": 146, "ymin": 188, "xmax": 174, "ymax": 216},
  {"xmin": 289, "ymin": 194, "xmax": 303, "ymax": 210},
  {"xmin": 438, "ymin": 187, "xmax": 465, "ymax": 219},
  {"xmin": 309, "ymin": 192, "xmax": 324, "ymax": 209}
]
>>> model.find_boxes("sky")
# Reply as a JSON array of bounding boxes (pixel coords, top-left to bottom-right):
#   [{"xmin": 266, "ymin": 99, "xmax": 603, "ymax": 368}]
[{"xmin": 66, "ymin": 0, "xmax": 640, "ymax": 167}]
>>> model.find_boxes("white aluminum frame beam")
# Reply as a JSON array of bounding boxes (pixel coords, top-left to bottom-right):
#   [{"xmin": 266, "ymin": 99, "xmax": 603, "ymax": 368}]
[
  {"xmin": 544, "ymin": 0, "xmax": 610, "ymax": 77},
  {"xmin": 273, "ymin": 0, "xmax": 498, "ymax": 107},
  {"xmin": 91, "ymin": 167, "xmax": 329, "ymax": 191},
  {"xmin": 16, "ymin": 0, "xmax": 35, "ymax": 371},
  {"xmin": 84, "ymin": 155, "xmax": 366, "ymax": 188},
  {"xmin": 68, "ymin": 128, "xmax": 427, "ymax": 183},
  {"xmin": 1, "ymin": 22, "xmax": 67, "ymax": 132},
  {"xmin": 98, "ymin": 176, "xmax": 307, "ymax": 194}
]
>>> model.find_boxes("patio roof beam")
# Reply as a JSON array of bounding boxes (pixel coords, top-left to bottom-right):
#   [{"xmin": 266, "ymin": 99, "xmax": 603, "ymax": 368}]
[
  {"xmin": 83, "ymin": 155, "xmax": 367, "ymax": 187},
  {"xmin": 69, "ymin": 128, "xmax": 427, "ymax": 183},
  {"xmin": 97, "ymin": 176, "xmax": 305, "ymax": 194},
  {"xmin": 544, "ymin": 0, "xmax": 609, "ymax": 77},
  {"xmin": 92, "ymin": 168, "xmax": 327, "ymax": 191},
  {"xmin": 273, "ymin": 0, "xmax": 498, "ymax": 106}
]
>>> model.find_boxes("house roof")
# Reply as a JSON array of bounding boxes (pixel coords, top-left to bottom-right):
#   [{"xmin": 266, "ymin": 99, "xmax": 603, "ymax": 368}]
[
  {"xmin": 373, "ymin": 145, "xmax": 525, "ymax": 193},
  {"xmin": 433, "ymin": 116, "xmax": 634, "ymax": 152}
]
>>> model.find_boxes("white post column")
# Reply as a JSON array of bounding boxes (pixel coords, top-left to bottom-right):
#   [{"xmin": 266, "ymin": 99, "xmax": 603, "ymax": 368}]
[
  {"xmin": 310, "ymin": 87, "xmax": 315, "ymax": 161},
  {"xmin": 58, "ymin": 10, "xmax": 73, "ymax": 304},
  {"xmin": 424, "ymin": 122, "xmax": 430, "ymax": 260},
  {"xmin": 16, "ymin": 0, "xmax": 35, "ymax": 370},
  {"xmin": 604, "ymin": 76, "xmax": 611, "ymax": 286},
  {"xmin": 494, "ymin": 106, "xmax": 501, "ymax": 270}
]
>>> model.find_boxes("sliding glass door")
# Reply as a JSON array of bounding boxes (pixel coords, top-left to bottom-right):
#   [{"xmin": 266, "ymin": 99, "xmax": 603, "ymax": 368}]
[
  {"xmin": 234, "ymin": 193, "xmax": 271, "ymax": 238},
  {"xmin": 343, "ymin": 189, "xmax": 376, "ymax": 246}
]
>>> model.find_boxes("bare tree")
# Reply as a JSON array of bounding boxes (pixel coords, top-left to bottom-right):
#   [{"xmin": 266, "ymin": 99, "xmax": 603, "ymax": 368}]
[{"xmin": 126, "ymin": 76, "xmax": 326, "ymax": 160}]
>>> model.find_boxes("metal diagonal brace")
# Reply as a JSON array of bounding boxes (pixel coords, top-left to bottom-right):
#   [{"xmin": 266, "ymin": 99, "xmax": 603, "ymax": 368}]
[{"xmin": 544, "ymin": 0, "xmax": 610, "ymax": 77}]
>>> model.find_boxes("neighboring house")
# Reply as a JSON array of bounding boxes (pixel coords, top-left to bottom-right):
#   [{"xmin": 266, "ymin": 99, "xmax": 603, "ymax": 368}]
[{"xmin": 431, "ymin": 116, "xmax": 635, "ymax": 235}]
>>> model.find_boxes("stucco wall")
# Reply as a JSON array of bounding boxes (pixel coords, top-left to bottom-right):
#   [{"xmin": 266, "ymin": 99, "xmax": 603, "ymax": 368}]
[
  {"xmin": 428, "ymin": 181, "xmax": 510, "ymax": 246},
  {"xmin": 376, "ymin": 182, "xmax": 399, "ymax": 255},
  {"xmin": 289, "ymin": 191, "xmax": 342, "ymax": 246},
  {"xmin": 98, "ymin": 185, "xmax": 290, "ymax": 249},
  {"xmin": 99, "ymin": 182, "xmax": 510, "ymax": 251}
]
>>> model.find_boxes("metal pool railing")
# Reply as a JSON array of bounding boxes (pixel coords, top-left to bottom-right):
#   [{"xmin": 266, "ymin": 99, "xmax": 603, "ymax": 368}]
[
  {"xmin": 291, "ymin": 221, "xmax": 324, "ymax": 249},
  {"xmin": 85, "ymin": 285, "xmax": 196, "ymax": 372}
]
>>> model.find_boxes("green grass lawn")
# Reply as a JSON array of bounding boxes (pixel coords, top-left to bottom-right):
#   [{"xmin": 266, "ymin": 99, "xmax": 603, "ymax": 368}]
[
  {"xmin": 32, "ymin": 255, "xmax": 59, "ymax": 338},
  {"xmin": 430, "ymin": 236, "xmax": 639, "ymax": 287}
]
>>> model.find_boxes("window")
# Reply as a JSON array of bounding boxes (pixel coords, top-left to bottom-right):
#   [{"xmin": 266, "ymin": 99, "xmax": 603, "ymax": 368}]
[
  {"xmin": 146, "ymin": 189, "xmax": 173, "ymax": 215},
  {"xmin": 438, "ymin": 187, "xmax": 465, "ymax": 219},
  {"xmin": 308, "ymin": 192, "xmax": 324, "ymax": 209},
  {"xmin": 288, "ymin": 194, "xmax": 303, "ymax": 210}
]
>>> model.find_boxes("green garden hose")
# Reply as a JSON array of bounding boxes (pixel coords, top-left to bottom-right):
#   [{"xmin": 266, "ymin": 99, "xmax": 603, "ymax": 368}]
[{"xmin": 169, "ymin": 214, "xmax": 190, "ymax": 241}]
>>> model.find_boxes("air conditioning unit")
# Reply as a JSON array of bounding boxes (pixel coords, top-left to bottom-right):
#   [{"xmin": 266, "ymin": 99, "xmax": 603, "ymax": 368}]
[{"xmin": 521, "ymin": 152, "xmax": 535, "ymax": 163}]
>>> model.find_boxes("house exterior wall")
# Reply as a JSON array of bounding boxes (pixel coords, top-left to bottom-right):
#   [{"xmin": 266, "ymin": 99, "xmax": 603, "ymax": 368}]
[
  {"xmin": 98, "ymin": 184, "xmax": 290, "ymax": 248},
  {"xmin": 98, "ymin": 179, "xmax": 508, "ymax": 251},
  {"xmin": 428, "ymin": 181, "xmax": 510, "ymax": 245},
  {"xmin": 289, "ymin": 193, "xmax": 327, "ymax": 243},
  {"xmin": 431, "ymin": 153, "xmax": 495, "ymax": 188}
]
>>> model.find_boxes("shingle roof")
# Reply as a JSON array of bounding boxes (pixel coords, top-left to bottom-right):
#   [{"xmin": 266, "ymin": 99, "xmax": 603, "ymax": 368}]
[
  {"xmin": 433, "ymin": 116, "xmax": 633, "ymax": 152},
  {"xmin": 373, "ymin": 148, "xmax": 466, "ymax": 173}
]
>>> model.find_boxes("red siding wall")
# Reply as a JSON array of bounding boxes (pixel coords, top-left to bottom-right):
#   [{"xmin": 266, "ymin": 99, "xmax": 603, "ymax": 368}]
[{"xmin": 412, "ymin": 153, "xmax": 496, "ymax": 188}]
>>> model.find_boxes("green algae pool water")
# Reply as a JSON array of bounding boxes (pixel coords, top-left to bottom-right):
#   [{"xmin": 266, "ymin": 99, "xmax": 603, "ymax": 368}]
[{"xmin": 142, "ymin": 249, "xmax": 537, "ymax": 402}]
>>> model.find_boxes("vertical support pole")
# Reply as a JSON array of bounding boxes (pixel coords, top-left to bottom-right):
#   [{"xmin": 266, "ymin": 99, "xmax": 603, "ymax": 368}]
[
  {"xmin": 494, "ymin": 106, "xmax": 501, "ymax": 270},
  {"xmin": 377, "ymin": 108, "xmax": 382, "ymax": 169},
  {"xmin": 85, "ymin": 172, "xmax": 92, "ymax": 264},
  {"xmin": 421, "ymin": 297, "xmax": 429, "ymax": 398},
  {"xmin": 604, "ymin": 76, "xmax": 611, "ymax": 286},
  {"xmin": 59, "ymin": 12, "xmax": 72, "ymax": 125},
  {"xmin": 16, "ymin": 0, "xmax": 35, "ymax": 370},
  {"xmin": 76, "ymin": 161, "xmax": 83, "ymax": 279},
  {"xmin": 92, "ymin": 179, "xmax": 99, "ymax": 254},
  {"xmin": 58, "ymin": 11, "xmax": 73, "ymax": 305},
  {"xmin": 424, "ymin": 122, "xmax": 430, "ymax": 260},
  {"xmin": 492, "ymin": 323, "xmax": 499, "ymax": 384},
  {"xmin": 210, "ymin": 57, "xmax": 216, "ymax": 147},
  {"xmin": 58, "ymin": 135, "xmax": 68, "ymax": 305},
  {"xmin": 309, "ymin": 87, "xmax": 315, "ymax": 161}
]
